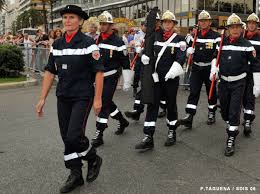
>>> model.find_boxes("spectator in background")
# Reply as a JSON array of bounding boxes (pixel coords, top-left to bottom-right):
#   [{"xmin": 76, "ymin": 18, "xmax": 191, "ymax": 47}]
[
  {"xmin": 127, "ymin": 29, "xmax": 135, "ymax": 44},
  {"xmin": 85, "ymin": 22, "xmax": 99, "ymax": 40},
  {"xmin": 122, "ymin": 30, "xmax": 129, "ymax": 46},
  {"xmin": 54, "ymin": 28, "xmax": 63, "ymax": 39},
  {"xmin": 48, "ymin": 30, "xmax": 56, "ymax": 47}
]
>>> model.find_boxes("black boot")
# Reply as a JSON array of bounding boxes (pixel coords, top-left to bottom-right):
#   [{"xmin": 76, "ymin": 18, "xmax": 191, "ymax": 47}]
[
  {"xmin": 243, "ymin": 120, "xmax": 252, "ymax": 137},
  {"xmin": 180, "ymin": 114, "xmax": 193, "ymax": 129},
  {"xmin": 125, "ymin": 110, "xmax": 142, "ymax": 121},
  {"xmin": 158, "ymin": 109, "xmax": 166, "ymax": 118},
  {"xmin": 86, "ymin": 155, "xmax": 102, "ymax": 183},
  {"xmin": 164, "ymin": 129, "xmax": 176, "ymax": 147},
  {"xmin": 91, "ymin": 130, "xmax": 104, "ymax": 148},
  {"xmin": 135, "ymin": 135, "xmax": 154, "ymax": 150},
  {"xmin": 115, "ymin": 118, "xmax": 129, "ymax": 135},
  {"xmin": 60, "ymin": 169, "xmax": 84, "ymax": 193},
  {"xmin": 207, "ymin": 112, "xmax": 216, "ymax": 125},
  {"xmin": 224, "ymin": 130, "xmax": 239, "ymax": 157}
]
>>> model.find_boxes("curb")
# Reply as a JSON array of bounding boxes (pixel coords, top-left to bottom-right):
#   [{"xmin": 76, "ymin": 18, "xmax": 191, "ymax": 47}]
[{"xmin": 0, "ymin": 78, "xmax": 38, "ymax": 90}]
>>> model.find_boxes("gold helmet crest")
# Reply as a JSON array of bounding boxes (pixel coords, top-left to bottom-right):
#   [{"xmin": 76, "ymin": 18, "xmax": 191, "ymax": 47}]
[
  {"xmin": 161, "ymin": 10, "xmax": 178, "ymax": 23},
  {"xmin": 247, "ymin": 13, "xmax": 259, "ymax": 23},
  {"xmin": 198, "ymin": 10, "xmax": 211, "ymax": 20},
  {"xmin": 98, "ymin": 11, "xmax": 113, "ymax": 23},
  {"xmin": 227, "ymin": 13, "xmax": 243, "ymax": 26}
]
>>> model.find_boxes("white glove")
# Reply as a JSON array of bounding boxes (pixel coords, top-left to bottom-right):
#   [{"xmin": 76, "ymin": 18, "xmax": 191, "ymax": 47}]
[
  {"xmin": 186, "ymin": 47, "xmax": 195, "ymax": 55},
  {"xmin": 210, "ymin": 58, "xmax": 219, "ymax": 81},
  {"xmin": 141, "ymin": 54, "xmax": 150, "ymax": 65},
  {"xmin": 165, "ymin": 61, "xmax": 184, "ymax": 81},
  {"xmin": 136, "ymin": 46, "xmax": 142, "ymax": 54},
  {"xmin": 122, "ymin": 69, "xmax": 134, "ymax": 92},
  {"xmin": 253, "ymin": 72, "xmax": 260, "ymax": 97}
]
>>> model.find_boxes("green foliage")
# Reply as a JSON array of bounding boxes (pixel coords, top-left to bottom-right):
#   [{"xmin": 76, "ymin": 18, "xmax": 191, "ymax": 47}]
[{"xmin": 0, "ymin": 44, "xmax": 25, "ymax": 77}]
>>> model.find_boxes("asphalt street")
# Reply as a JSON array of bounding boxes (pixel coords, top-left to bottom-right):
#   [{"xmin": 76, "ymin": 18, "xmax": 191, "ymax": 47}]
[{"xmin": 1, "ymin": 85, "xmax": 260, "ymax": 194}]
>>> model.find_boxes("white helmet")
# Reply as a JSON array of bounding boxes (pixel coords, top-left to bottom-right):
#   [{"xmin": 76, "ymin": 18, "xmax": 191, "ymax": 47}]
[
  {"xmin": 161, "ymin": 10, "xmax": 178, "ymax": 23},
  {"xmin": 198, "ymin": 10, "xmax": 211, "ymax": 20},
  {"xmin": 98, "ymin": 11, "xmax": 113, "ymax": 23},
  {"xmin": 247, "ymin": 13, "xmax": 259, "ymax": 23},
  {"xmin": 227, "ymin": 13, "xmax": 243, "ymax": 26}
]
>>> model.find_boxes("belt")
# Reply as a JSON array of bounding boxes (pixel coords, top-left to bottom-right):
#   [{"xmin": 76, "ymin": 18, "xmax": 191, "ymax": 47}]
[
  {"xmin": 104, "ymin": 69, "xmax": 117, "ymax": 77},
  {"xmin": 194, "ymin": 62, "xmax": 211, "ymax": 67},
  {"xmin": 221, "ymin": 73, "xmax": 247, "ymax": 82}
]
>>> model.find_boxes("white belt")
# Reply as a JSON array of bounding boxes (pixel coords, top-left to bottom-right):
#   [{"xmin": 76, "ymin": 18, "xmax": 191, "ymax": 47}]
[
  {"xmin": 194, "ymin": 62, "xmax": 211, "ymax": 67},
  {"xmin": 104, "ymin": 69, "xmax": 117, "ymax": 77},
  {"xmin": 221, "ymin": 73, "xmax": 247, "ymax": 82}
]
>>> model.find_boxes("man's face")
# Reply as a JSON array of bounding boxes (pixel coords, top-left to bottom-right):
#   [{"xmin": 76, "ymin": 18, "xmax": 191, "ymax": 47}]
[
  {"xmin": 247, "ymin": 21, "xmax": 258, "ymax": 32},
  {"xmin": 199, "ymin": 20, "xmax": 211, "ymax": 29},
  {"xmin": 229, "ymin": 24, "xmax": 243, "ymax": 38},
  {"xmin": 99, "ymin": 22, "xmax": 112, "ymax": 33}
]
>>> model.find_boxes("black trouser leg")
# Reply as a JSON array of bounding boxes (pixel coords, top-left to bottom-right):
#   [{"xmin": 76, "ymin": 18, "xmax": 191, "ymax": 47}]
[
  {"xmin": 204, "ymin": 68, "xmax": 217, "ymax": 113},
  {"xmin": 57, "ymin": 98, "xmax": 96, "ymax": 170},
  {"xmin": 133, "ymin": 57, "xmax": 141, "ymax": 89},
  {"xmin": 160, "ymin": 89, "xmax": 167, "ymax": 110},
  {"xmin": 96, "ymin": 75, "xmax": 118, "ymax": 132},
  {"xmin": 133, "ymin": 89, "xmax": 145, "ymax": 112},
  {"xmin": 243, "ymin": 74, "xmax": 255, "ymax": 122},
  {"xmin": 143, "ymin": 82, "xmax": 162, "ymax": 137}
]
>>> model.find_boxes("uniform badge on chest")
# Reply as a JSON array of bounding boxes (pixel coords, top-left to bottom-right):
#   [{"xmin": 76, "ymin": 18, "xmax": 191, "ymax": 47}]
[{"xmin": 62, "ymin": 64, "xmax": 68, "ymax": 70}]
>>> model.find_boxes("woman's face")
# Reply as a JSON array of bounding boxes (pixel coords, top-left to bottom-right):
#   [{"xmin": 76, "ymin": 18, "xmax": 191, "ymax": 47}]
[
  {"xmin": 163, "ymin": 20, "xmax": 175, "ymax": 32},
  {"xmin": 56, "ymin": 30, "xmax": 62, "ymax": 37},
  {"xmin": 62, "ymin": 13, "xmax": 81, "ymax": 33},
  {"xmin": 88, "ymin": 25, "xmax": 97, "ymax": 33}
]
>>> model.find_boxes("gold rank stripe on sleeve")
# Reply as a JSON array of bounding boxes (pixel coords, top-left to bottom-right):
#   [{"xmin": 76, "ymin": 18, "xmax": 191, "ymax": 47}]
[
  {"xmin": 51, "ymin": 44, "xmax": 99, "ymax": 56},
  {"xmin": 217, "ymin": 45, "xmax": 255, "ymax": 51},
  {"xmin": 97, "ymin": 43, "xmax": 127, "ymax": 51}
]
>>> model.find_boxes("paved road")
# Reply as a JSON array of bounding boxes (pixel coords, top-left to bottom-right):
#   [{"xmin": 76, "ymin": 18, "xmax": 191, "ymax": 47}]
[{"xmin": 0, "ymin": 85, "xmax": 260, "ymax": 194}]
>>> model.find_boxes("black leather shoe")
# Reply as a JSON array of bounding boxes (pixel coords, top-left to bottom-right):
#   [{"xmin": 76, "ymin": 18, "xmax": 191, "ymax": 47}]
[
  {"xmin": 91, "ymin": 130, "xmax": 104, "ymax": 148},
  {"xmin": 60, "ymin": 169, "xmax": 84, "ymax": 193},
  {"xmin": 125, "ymin": 110, "xmax": 142, "ymax": 121},
  {"xmin": 164, "ymin": 130, "xmax": 176, "ymax": 147},
  {"xmin": 243, "ymin": 120, "xmax": 252, "ymax": 137},
  {"xmin": 158, "ymin": 110, "xmax": 166, "ymax": 118},
  {"xmin": 115, "ymin": 118, "xmax": 129, "ymax": 135},
  {"xmin": 86, "ymin": 155, "xmax": 102, "ymax": 183},
  {"xmin": 207, "ymin": 112, "xmax": 216, "ymax": 125},
  {"xmin": 224, "ymin": 131, "xmax": 239, "ymax": 157},
  {"xmin": 180, "ymin": 114, "xmax": 193, "ymax": 129},
  {"xmin": 135, "ymin": 136, "xmax": 154, "ymax": 150}
]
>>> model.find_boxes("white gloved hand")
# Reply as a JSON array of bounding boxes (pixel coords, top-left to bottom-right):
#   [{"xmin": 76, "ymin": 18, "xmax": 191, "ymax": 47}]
[
  {"xmin": 122, "ymin": 69, "xmax": 134, "ymax": 92},
  {"xmin": 210, "ymin": 58, "xmax": 219, "ymax": 81},
  {"xmin": 165, "ymin": 61, "xmax": 184, "ymax": 81},
  {"xmin": 253, "ymin": 72, "xmax": 260, "ymax": 97},
  {"xmin": 186, "ymin": 47, "xmax": 195, "ymax": 55},
  {"xmin": 141, "ymin": 54, "xmax": 150, "ymax": 65},
  {"xmin": 136, "ymin": 46, "xmax": 142, "ymax": 54}
]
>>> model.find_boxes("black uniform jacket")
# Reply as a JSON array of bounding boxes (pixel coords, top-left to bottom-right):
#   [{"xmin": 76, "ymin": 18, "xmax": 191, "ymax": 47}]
[
  {"xmin": 45, "ymin": 31, "xmax": 104, "ymax": 99},
  {"xmin": 96, "ymin": 33, "xmax": 130, "ymax": 73},
  {"xmin": 154, "ymin": 31, "xmax": 187, "ymax": 81}
]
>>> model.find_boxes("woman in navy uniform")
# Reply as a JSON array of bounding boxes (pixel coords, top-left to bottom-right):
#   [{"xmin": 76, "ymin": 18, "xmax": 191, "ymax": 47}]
[
  {"xmin": 35, "ymin": 5, "xmax": 104, "ymax": 193},
  {"xmin": 210, "ymin": 13, "xmax": 260, "ymax": 156},
  {"xmin": 135, "ymin": 10, "xmax": 187, "ymax": 150}
]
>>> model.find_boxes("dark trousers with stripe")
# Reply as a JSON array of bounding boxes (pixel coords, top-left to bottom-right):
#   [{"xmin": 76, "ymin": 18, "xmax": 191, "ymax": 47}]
[
  {"xmin": 219, "ymin": 79, "xmax": 246, "ymax": 128},
  {"xmin": 185, "ymin": 65, "xmax": 217, "ymax": 115},
  {"xmin": 243, "ymin": 74, "xmax": 255, "ymax": 122},
  {"xmin": 143, "ymin": 78, "xmax": 179, "ymax": 136},
  {"xmin": 57, "ymin": 97, "xmax": 96, "ymax": 170},
  {"xmin": 133, "ymin": 57, "xmax": 142, "ymax": 89},
  {"xmin": 96, "ymin": 74, "xmax": 125, "ymax": 133}
]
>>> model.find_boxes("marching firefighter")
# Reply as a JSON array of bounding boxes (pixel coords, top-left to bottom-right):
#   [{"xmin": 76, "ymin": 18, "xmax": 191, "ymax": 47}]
[
  {"xmin": 180, "ymin": 10, "xmax": 220, "ymax": 129},
  {"xmin": 210, "ymin": 13, "xmax": 260, "ymax": 156},
  {"xmin": 125, "ymin": 13, "xmax": 167, "ymax": 121},
  {"xmin": 242, "ymin": 13, "xmax": 260, "ymax": 136},
  {"xmin": 35, "ymin": 5, "xmax": 103, "ymax": 193},
  {"xmin": 91, "ymin": 11, "xmax": 130, "ymax": 148},
  {"xmin": 135, "ymin": 10, "xmax": 187, "ymax": 150}
]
